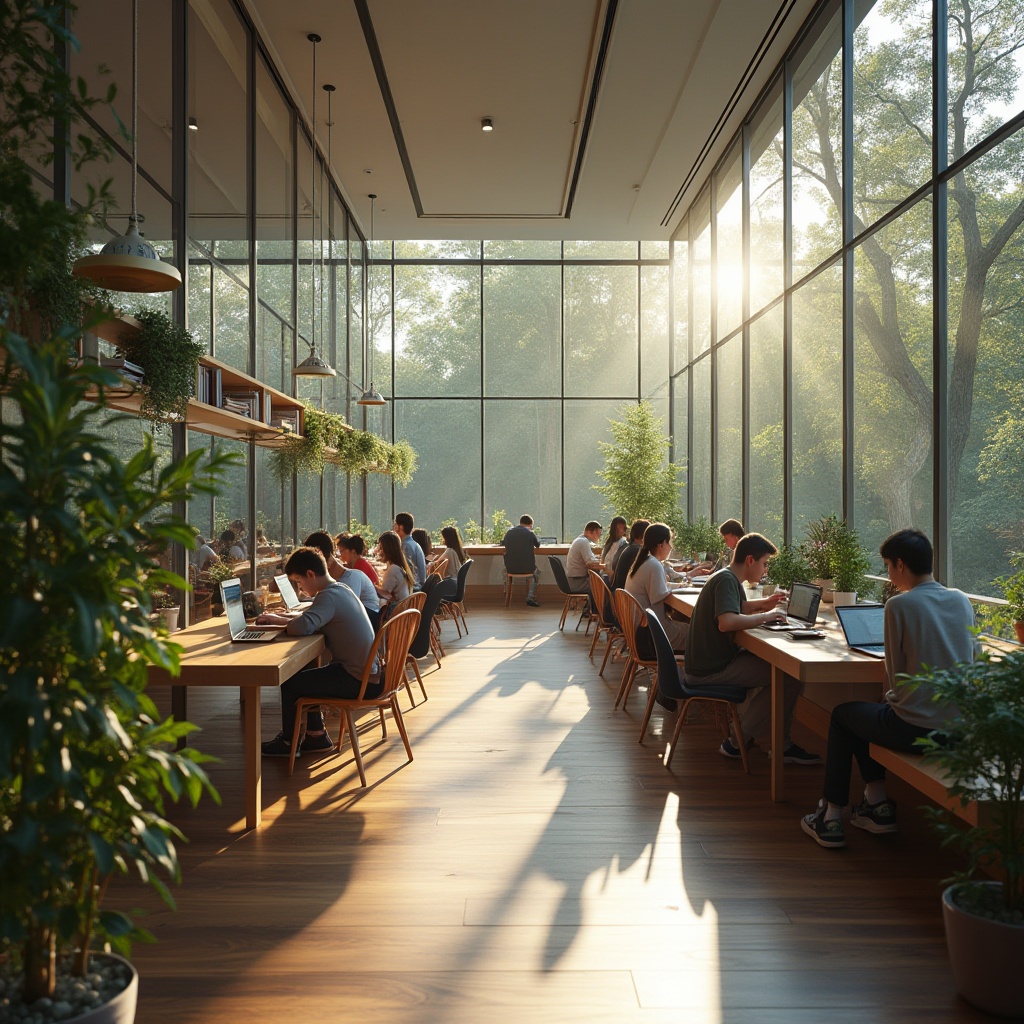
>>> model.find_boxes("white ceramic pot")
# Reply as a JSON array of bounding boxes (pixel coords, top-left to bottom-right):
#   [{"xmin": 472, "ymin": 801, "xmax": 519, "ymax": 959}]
[
  {"xmin": 159, "ymin": 606, "xmax": 179, "ymax": 632},
  {"xmin": 812, "ymin": 578, "xmax": 835, "ymax": 603},
  {"xmin": 761, "ymin": 584, "xmax": 777, "ymax": 596},
  {"xmin": 831, "ymin": 591, "xmax": 857, "ymax": 607},
  {"xmin": 943, "ymin": 883, "xmax": 1024, "ymax": 1017}
]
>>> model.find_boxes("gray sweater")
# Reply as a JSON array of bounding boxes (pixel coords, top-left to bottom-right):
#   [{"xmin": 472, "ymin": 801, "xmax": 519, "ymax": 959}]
[
  {"xmin": 286, "ymin": 580, "xmax": 376, "ymax": 679},
  {"xmin": 884, "ymin": 580, "xmax": 977, "ymax": 729}
]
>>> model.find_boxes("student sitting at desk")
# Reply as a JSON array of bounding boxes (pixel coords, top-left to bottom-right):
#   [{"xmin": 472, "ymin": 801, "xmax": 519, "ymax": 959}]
[
  {"xmin": 375, "ymin": 530, "xmax": 415, "ymax": 616},
  {"xmin": 612, "ymin": 519, "xmax": 650, "ymax": 594},
  {"xmin": 625, "ymin": 522, "xmax": 688, "ymax": 652},
  {"xmin": 684, "ymin": 533, "xmax": 821, "ymax": 765},
  {"xmin": 800, "ymin": 529, "xmax": 977, "ymax": 848},
  {"xmin": 336, "ymin": 533, "xmax": 380, "ymax": 586},
  {"xmin": 303, "ymin": 531, "xmax": 380, "ymax": 631},
  {"xmin": 257, "ymin": 547, "xmax": 378, "ymax": 758}
]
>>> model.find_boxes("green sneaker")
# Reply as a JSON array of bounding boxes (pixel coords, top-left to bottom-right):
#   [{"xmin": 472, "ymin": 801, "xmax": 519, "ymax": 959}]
[
  {"xmin": 801, "ymin": 801, "xmax": 846, "ymax": 848},
  {"xmin": 850, "ymin": 799, "xmax": 897, "ymax": 834}
]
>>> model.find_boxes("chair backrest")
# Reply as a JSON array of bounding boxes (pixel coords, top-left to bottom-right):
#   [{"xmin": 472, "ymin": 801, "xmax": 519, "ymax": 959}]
[
  {"xmin": 616, "ymin": 588, "xmax": 656, "ymax": 663},
  {"xmin": 548, "ymin": 555, "xmax": 572, "ymax": 595},
  {"xmin": 450, "ymin": 558, "xmax": 473, "ymax": 603},
  {"xmin": 588, "ymin": 570, "xmax": 615, "ymax": 629},
  {"xmin": 409, "ymin": 576, "xmax": 456, "ymax": 658},
  {"xmin": 645, "ymin": 608, "xmax": 685, "ymax": 701},
  {"xmin": 392, "ymin": 590, "xmax": 427, "ymax": 618},
  {"xmin": 421, "ymin": 572, "xmax": 442, "ymax": 596},
  {"xmin": 374, "ymin": 609, "xmax": 422, "ymax": 699}
]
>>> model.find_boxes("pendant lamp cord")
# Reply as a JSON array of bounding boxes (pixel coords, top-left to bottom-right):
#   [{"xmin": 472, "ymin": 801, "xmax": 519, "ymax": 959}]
[
  {"xmin": 310, "ymin": 34, "xmax": 317, "ymax": 356},
  {"xmin": 131, "ymin": 0, "xmax": 138, "ymax": 220},
  {"xmin": 368, "ymin": 194, "xmax": 376, "ymax": 387}
]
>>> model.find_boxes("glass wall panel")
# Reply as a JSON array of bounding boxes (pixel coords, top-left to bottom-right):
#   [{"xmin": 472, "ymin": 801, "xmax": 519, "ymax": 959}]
[
  {"xmin": 484, "ymin": 401, "xmax": 562, "ymax": 540},
  {"xmin": 255, "ymin": 444, "xmax": 293, "ymax": 580},
  {"xmin": 715, "ymin": 142, "xmax": 743, "ymax": 338},
  {"xmin": 366, "ymin": 260, "xmax": 392, "ymax": 399},
  {"xmin": 563, "ymin": 400, "xmax": 621, "ymax": 538},
  {"xmin": 641, "ymin": 265, "xmax": 670, "ymax": 402},
  {"xmin": 323, "ymin": 189, "xmax": 347, "ymax": 419},
  {"xmin": 349, "ymin": 233, "xmax": 364, "ymax": 413},
  {"xmin": 394, "ymin": 240, "xmax": 480, "ymax": 259},
  {"xmin": 853, "ymin": 198, "xmax": 932, "ymax": 564},
  {"xmin": 564, "ymin": 241, "xmax": 638, "ymax": 259},
  {"xmin": 672, "ymin": 228, "xmax": 689, "ymax": 372},
  {"xmin": 791, "ymin": 263, "xmax": 843, "ymax": 536},
  {"xmin": 366, "ymin": 410, "xmax": 393, "ymax": 534},
  {"xmin": 792, "ymin": 7, "xmax": 843, "ymax": 276},
  {"xmin": 483, "ymin": 265, "xmax": 561, "ymax": 396},
  {"xmin": 484, "ymin": 240, "xmax": 562, "ymax": 259},
  {"xmin": 853, "ymin": 0, "xmax": 931, "ymax": 232},
  {"xmin": 749, "ymin": 91, "xmax": 784, "ymax": 314},
  {"xmin": 564, "ymin": 265, "xmax": 638, "ymax": 397},
  {"xmin": 948, "ymin": 127, "xmax": 1024, "ymax": 594},
  {"xmin": 641, "ymin": 241, "xmax": 670, "ymax": 260},
  {"xmin": 691, "ymin": 355, "xmax": 711, "ymax": 519},
  {"xmin": 748, "ymin": 306, "xmax": 784, "ymax": 540},
  {"xmin": 948, "ymin": 1, "xmax": 1024, "ymax": 163},
  {"xmin": 691, "ymin": 189, "xmax": 712, "ymax": 355},
  {"xmin": 395, "ymin": 400, "xmax": 481, "ymax": 532},
  {"xmin": 671, "ymin": 369, "xmax": 688, "ymax": 499},
  {"xmin": 715, "ymin": 337, "xmax": 743, "ymax": 519},
  {"xmin": 394, "ymin": 265, "xmax": 481, "ymax": 397}
]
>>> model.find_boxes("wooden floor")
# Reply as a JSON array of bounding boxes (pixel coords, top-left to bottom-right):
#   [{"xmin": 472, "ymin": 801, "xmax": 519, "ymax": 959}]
[{"xmin": 126, "ymin": 601, "xmax": 996, "ymax": 1023}]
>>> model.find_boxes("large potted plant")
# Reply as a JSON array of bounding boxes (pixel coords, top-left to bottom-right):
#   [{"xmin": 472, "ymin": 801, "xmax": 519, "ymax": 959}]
[
  {"xmin": 764, "ymin": 544, "xmax": 812, "ymax": 595},
  {"xmin": 914, "ymin": 650, "xmax": 1024, "ymax": 1017},
  {"xmin": 827, "ymin": 521, "xmax": 872, "ymax": 607},
  {"xmin": 801, "ymin": 514, "xmax": 843, "ymax": 601}
]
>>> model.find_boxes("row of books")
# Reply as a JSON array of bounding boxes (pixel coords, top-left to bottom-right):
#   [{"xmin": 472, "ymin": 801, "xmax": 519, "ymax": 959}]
[
  {"xmin": 100, "ymin": 356, "xmax": 144, "ymax": 386},
  {"xmin": 194, "ymin": 365, "xmax": 299, "ymax": 432}
]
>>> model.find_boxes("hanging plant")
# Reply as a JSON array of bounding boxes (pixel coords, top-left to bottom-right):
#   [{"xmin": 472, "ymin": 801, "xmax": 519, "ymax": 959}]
[
  {"xmin": 387, "ymin": 439, "xmax": 417, "ymax": 486},
  {"xmin": 116, "ymin": 308, "xmax": 204, "ymax": 424},
  {"xmin": 269, "ymin": 404, "xmax": 344, "ymax": 480}
]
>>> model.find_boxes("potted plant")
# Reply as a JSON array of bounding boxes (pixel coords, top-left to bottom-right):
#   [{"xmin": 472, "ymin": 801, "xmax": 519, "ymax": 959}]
[
  {"xmin": 201, "ymin": 560, "xmax": 237, "ymax": 615},
  {"xmin": 116, "ymin": 308, "xmax": 205, "ymax": 425},
  {"xmin": 685, "ymin": 516, "xmax": 723, "ymax": 563},
  {"xmin": 151, "ymin": 591, "xmax": 181, "ymax": 632},
  {"xmin": 990, "ymin": 551, "xmax": 1024, "ymax": 644},
  {"xmin": 765, "ymin": 544, "xmax": 812, "ymax": 596},
  {"xmin": 913, "ymin": 649, "xmax": 1024, "ymax": 1017},
  {"xmin": 827, "ymin": 521, "xmax": 871, "ymax": 607},
  {"xmin": 802, "ymin": 513, "xmax": 843, "ymax": 601}
]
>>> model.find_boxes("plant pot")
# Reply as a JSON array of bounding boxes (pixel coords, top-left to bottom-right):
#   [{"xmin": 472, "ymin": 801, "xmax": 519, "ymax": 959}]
[
  {"xmin": 159, "ymin": 606, "xmax": 179, "ymax": 632},
  {"xmin": 1015, "ymin": 620, "xmax": 1024, "ymax": 645},
  {"xmin": 6, "ymin": 952, "xmax": 138, "ymax": 1024},
  {"xmin": 761, "ymin": 584, "xmax": 777, "ymax": 596},
  {"xmin": 831, "ymin": 591, "xmax": 857, "ymax": 607},
  {"xmin": 943, "ymin": 882, "xmax": 1024, "ymax": 1017},
  {"xmin": 813, "ymin": 578, "xmax": 835, "ymax": 603}
]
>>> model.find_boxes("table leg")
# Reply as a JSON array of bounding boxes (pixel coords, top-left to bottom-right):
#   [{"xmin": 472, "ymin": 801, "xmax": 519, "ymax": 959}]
[
  {"xmin": 770, "ymin": 664, "xmax": 785, "ymax": 802},
  {"xmin": 171, "ymin": 685, "xmax": 187, "ymax": 750},
  {"xmin": 243, "ymin": 685, "xmax": 262, "ymax": 829}
]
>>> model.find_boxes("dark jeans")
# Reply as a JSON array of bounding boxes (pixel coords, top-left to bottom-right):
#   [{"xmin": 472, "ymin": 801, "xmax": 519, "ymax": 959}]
[
  {"xmin": 281, "ymin": 663, "xmax": 382, "ymax": 738},
  {"xmin": 823, "ymin": 701, "xmax": 934, "ymax": 806}
]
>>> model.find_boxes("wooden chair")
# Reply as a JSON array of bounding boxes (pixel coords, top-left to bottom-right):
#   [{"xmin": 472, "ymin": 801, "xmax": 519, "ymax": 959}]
[
  {"xmin": 646, "ymin": 610, "xmax": 749, "ymax": 773},
  {"xmin": 288, "ymin": 608, "xmax": 422, "ymax": 785},
  {"xmin": 587, "ymin": 570, "xmax": 623, "ymax": 675},
  {"xmin": 390, "ymin": 591, "xmax": 426, "ymax": 706},
  {"xmin": 547, "ymin": 555, "xmax": 591, "ymax": 631},
  {"xmin": 406, "ymin": 576, "xmax": 457, "ymax": 703},
  {"xmin": 438, "ymin": 557, "xmax": 473, "ymax": 636},
  {"xmin": 613, "ymin": 588, "xmax": 658, "ymax": 710},
  {"xmin": 504, "ymin": 570, "xmax": 536, "ymax": 605}
]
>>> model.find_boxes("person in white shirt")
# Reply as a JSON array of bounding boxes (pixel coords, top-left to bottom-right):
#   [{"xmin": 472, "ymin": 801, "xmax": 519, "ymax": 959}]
[
  {"xmin": 624, "ymin": 522, "xmax": 688, "ymax": 651},
  {"xmin": 566, "ymin": 521, "xmax": 603, "ymax": 593},
  {"xmin": 430, "ymin": 525, "xmax": 466, "ymax": 581}
]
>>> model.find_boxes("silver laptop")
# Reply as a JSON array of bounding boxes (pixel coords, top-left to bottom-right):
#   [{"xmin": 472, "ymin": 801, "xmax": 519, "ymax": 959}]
[
  {"xmin": 274, "ymin": 573, "xmax": 312, "ymax": 611},
  {"xmin": 221, "ymin": 578, "xmax": 285, "ymax": 643},
  {"xmin": 762, "ymin": 582, "xmax": 822, "ymax": 631},
  {"xmin": 835, "ymin": 603, "xmax": 886, "ymax": 658}
]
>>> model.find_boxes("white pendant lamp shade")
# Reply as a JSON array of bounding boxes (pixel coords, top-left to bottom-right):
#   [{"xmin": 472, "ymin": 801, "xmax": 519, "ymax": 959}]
[
  {"xmin": 357, "ymin": 384, "xmax": 386, "ymax": 406},
  {"xmin": 294, "ymin": 351, "xmax": 337, "ymax": 377},
  {"xmin": 73, "ymin": 0, "xmax": 181, "ymax": 294},
  {"xmin": 357, "ymin": 193, "xmax": 388, "ymax": 405}
]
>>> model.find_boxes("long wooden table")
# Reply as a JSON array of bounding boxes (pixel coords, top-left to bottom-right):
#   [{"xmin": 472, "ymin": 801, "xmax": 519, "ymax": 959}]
[
  {"xmin": 666, "ymin": 589, "xmax": 886, "ymax": 801},
  {"xmin": 148, "ymin": 620, "xmax": 325, "ymax": 829}
]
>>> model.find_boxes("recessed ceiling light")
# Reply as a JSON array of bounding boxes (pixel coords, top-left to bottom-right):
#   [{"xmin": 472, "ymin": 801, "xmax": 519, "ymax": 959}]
[{"xmin": 481, "ymin": 117, "xmax": 493, "ymax": 132}]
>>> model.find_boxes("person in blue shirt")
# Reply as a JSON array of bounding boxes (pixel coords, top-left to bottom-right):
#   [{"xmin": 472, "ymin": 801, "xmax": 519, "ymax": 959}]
[{"xmin": 394, "ymin": 511, "xmax": 427, "ymax": 588}]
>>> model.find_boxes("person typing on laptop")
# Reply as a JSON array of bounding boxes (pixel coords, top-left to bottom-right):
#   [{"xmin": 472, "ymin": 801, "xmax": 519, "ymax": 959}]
[
  {"xmin": 256, "ymin": 547, "xmax": 378, "ymax": 759},
  {"xmin": 801, "ymin": 528, "xmax": 978, "ymax": 848}
]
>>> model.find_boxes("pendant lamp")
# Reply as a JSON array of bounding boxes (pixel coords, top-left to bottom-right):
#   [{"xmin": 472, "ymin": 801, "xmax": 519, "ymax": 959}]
[
  {"xmin": 293, "ymin": 32, "xmax": 336, "ymax": 378},
  {"xmin": 73, "ymin": 0, "xmax": 182, "ymax": 293},
  {"xmin": 357, "ymin": 193, "xmax": 387, "ymax": 406}
]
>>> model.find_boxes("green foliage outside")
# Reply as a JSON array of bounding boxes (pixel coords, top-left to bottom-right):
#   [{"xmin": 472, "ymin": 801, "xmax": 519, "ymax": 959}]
[{"xmin": 765, "ymin": 544, "xmax": 813, "ymax": 589}]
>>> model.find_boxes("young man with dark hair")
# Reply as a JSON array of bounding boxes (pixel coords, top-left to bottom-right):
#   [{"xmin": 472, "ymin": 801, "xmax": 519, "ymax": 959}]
[
  {"xmin": 801, "ymin": 528, "xmax": 977, "ymax": 848},
  {"xmin": 302, "ymin": 531, "xmax": 380, "ymax": 631},
  {"xmin": 256, "ymin": 547, "xmax": 378, "ymax": 758},
  {"xmin": 502, "ymin": 514, "xmax": 542, "ymax": 607},
  {"xmin": 684, "ymin": 532, "xmax": 820, "ymax": 764},
  {"xmin": 612, "ymin": 519, "xmax": 651, "ymax": 593},
  {"xmin": 566, "ymin": 521, "xmax": 603, "ymax": 594},
  {"xmin": 393, "ymin": 511, "xmax": 426, "ymax": 588}
]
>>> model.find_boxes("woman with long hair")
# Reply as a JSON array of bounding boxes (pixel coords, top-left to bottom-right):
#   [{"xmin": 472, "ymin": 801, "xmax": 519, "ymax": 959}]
[
  {"xmin": 335, "ymin": 532, "xmax": 381, "ymax": 586},
  {"xmin": 375, "ymin": 530, "xmax": 414, "ymax": 611},
  {"xmin": 602, "ymin": 516, "xmax": 629, "ymax": 575},
  {"xmin": 626, "ymin": 521, "xmax": 688, "ymax": 651},
  {"xmin": 430, "ymin": 525, "xmax": 466, "ymax": 580}
]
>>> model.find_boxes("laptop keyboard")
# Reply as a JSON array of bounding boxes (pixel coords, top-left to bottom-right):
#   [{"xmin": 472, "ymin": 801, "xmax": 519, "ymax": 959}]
[{"xmin": 237, "ymin": 629, "xmax": 267, "ymax": 640}]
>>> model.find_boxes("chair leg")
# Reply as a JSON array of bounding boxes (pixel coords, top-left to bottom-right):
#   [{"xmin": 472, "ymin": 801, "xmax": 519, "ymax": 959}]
[
  {"xmin": 504, "ymin": 577, "xmax": 511, "ymax": 606},
  {"xmin": 664, "ymin": 700, "xmax": 689, "ymax": 769},
  {"xmin": 345, "ymin": 709, "xmax": 367, "ymax": 786},
  {"xmin": 639, "ymin": 672, "xmax": 661, "ymax": 743},
  {"xmin": 379, "ymin": 707, "xmax": 388, "ymax": 738},
  {"xmin": 391, "ymin": 696, "xmax": 414, "ymax": 762},
  {"xmin": 408, "ymin": 656, "xmax": 428, "ymax": 701},
  {"xmin": 615, "ymin": 659, "xmax": 636, "ymax": 708},
  {"xmin": 599, "ymin": 633, "xmax": 621, "ymax": 676},
  {"xmin": 403, "ymin": 665, "xmax": 417, "ymax": 709},
  {"xmin": 589, "ymin": 622, "xmax": 603, "ymax": 657},
  {"xmin": 458, "ymin": 603, "xmax": 468, "ymax": 634},
  {"xmin": 729, "ymin": 704, "xmax": 750, "ymax": 774},
  {"xmin": 288, "ymin": 698, "xmax": 309, "ymax": 776},
  {"xmin": 558, "ymin": 595, "xmax": 571, "ymax": 631}
]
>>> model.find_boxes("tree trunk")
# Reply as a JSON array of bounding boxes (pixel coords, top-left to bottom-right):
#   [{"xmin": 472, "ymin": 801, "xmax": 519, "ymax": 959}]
[{"xmin": 22, "ymin": 926, "xmax": 56, "ymax": 1003}]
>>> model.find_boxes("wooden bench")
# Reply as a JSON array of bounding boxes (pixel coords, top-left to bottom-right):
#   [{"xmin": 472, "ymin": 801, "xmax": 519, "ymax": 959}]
[{"xmin": 869, "ymin": 744, "xmax": 987, "ymax": 826}]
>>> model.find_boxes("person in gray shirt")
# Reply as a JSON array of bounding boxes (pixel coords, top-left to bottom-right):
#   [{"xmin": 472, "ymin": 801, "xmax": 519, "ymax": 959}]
[
  {"xmin": 256, "ymin": 547, "xmax": 378, "ymax": 758},
  {"xmin": 801, "ymin": 529, "xmax": 978, "ymax": 849},
  {"xmin": 395, "ymin": 511, "xmax": 427, "ymax": 588},
  {"xmin": 501, "ymin": 514, "xmax": 542, "ymax": 606}
]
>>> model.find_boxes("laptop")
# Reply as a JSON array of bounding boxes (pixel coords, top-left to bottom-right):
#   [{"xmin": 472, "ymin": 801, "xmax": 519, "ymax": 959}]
[
  {"xmin": 762, "ymin": 582, "xmax": 822, "ymax": 631},
  {"xmin": 221, "ymin": 578, "xmax": 285, "ymax": 643},
  {"xmin": 539, "ymin": 536, "xmax": 558, "ymax": 545},
  {"xmin": 274, "ymin": 573, "xmax": 312, "ymax": 612},
  {"xmin": 835, "ymin": 603, "xmax": 886, "ymax": 658}
]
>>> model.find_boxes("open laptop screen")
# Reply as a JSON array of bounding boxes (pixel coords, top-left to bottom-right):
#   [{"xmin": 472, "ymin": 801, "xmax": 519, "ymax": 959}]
[
  {"xmin": 221, "ymin": 578, "xmax": 247, "ymax": 634},
  {"xmin": 274, "ymin": 573, "xmax": 302, "ymax": 610},
  {"xmin": 786, "ymin": 582, "xmax": 820, "ymax": 624},
  {"xmin": 836, "ymin": 604, "xmax": 885, "ymax": 646}
]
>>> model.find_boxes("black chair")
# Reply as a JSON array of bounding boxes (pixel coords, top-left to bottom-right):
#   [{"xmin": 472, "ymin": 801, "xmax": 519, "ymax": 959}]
[
  {"xmin": 646, "ymin": 610, "xmax": 750, "ymax": 773},
  {"xmin": 548, "ymin": 555, "xmax": 591, "ymax": 632},
  {"xmin": 405, "ymin": 576, "xmax": 456, "ymax": 703},
  {"xmin": 439, "ymin": 558, "xmax": 473, "ymax": 636}
]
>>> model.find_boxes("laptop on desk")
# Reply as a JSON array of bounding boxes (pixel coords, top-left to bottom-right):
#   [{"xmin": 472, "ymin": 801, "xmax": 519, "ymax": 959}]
[
  {"xmin": 835, "ymin": 603, "xmax": 886, "ymax": 657},
  {"xmin": 274, "ymin": 573, "xmax": 312, "ymax": 611},
  {"xmin": 221, "ymin": 578, "xmax": 286, "ymax": 643},
  {"xmin": 762, "ymin": 582, "xmax": 822, "ymax": 631}
]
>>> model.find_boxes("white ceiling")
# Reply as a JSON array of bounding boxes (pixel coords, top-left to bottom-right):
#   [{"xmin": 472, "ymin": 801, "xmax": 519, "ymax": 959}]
[{"xmin": 245, "ymin": 0, "xmax": 818, "ymax": 243}]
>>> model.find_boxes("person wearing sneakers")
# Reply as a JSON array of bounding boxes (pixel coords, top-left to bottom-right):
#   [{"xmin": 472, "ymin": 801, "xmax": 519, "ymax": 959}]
[
  {"xmin": 684, "ymin": 532, "xmax": 821, "ymax": 765},
  {"xmin": 257, "ymin": 547, "xmax": 378, "ymax": 759},
  {"xmin": 801, "ymin": 529, "xmax": 977, "ymax": 848}
]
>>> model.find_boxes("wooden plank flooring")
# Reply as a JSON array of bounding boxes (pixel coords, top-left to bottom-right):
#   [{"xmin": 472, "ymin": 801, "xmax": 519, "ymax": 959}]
[{"xmin": 124, "ymin": 601, "xmax": 995, "ymax": 1022}]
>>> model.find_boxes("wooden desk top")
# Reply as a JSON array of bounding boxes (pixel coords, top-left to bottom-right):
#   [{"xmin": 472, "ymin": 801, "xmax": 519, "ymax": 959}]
[
  {"xmin": 665, "ymin": 590, "xmax": 886, "ymax": 684},
  {"xmin": 147, "ymin": 619, "xmax": 325, "ymax": 688}
]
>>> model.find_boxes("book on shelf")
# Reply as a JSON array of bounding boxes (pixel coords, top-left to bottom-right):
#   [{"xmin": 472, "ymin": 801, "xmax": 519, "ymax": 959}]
[
  {"xmin": 195, "ymin": 365, "xmax": 222, "ymax": 406},
  {"xmin": 270, "ymin": 407, "xmax": 300, "ymax": 434},
  {"xmin": 99, "ymin": 356, "xmax": 144, "ymax": 386},
  {"xmin": 221, "ymin": 389, "xmax": 260, "ymax": 419}
]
